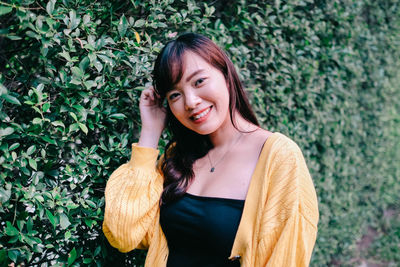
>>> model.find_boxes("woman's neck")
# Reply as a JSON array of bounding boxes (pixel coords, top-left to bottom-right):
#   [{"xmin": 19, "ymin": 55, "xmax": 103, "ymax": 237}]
[{"xmin": 208, "ymin": 113, "xmax": 258, "ymax": 149}]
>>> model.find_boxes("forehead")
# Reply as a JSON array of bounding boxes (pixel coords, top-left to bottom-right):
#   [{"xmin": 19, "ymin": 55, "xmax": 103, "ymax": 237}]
[
  {"xmin": 174, "ymin": 51, "xmax": 214, "ymax": 85},
  {"xmin": 182, "ymin": 51, "xmax": 211, "ymax": 70}
]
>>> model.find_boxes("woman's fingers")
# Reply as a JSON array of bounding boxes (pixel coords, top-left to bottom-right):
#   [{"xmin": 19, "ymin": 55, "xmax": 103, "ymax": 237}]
[
  {"xmin": 148, "ymin": 87, "xmax": 155, "ymax": 101},
  {"xmin": 141, "ymin": 86, "xmax": 156, "ymax": 104}
]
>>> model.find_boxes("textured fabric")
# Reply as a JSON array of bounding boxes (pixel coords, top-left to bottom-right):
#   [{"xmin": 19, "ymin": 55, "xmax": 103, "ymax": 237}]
[
  {"xmin": 160, "ymin": 193, "xmax": 244, "ymax": 266},
  {"xmin": 103, "ymin": 132, "xmax": 319, "ymax": 266}
]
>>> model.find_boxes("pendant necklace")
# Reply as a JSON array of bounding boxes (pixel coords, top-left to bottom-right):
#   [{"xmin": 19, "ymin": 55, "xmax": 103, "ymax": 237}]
[{"xmin": 207, "ymin": 133, "xmax": 243, "ymax": 173}]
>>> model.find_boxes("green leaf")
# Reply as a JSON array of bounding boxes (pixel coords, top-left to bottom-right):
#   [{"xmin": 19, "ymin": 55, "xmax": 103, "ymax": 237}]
[
  {"xmin": 0, "ymin": 187, "xmax": 11, "ymax": 203},
  {"xmin": 84, "ymin": 218, "xmax": 94, "ymax": 228},
  {"xmin": 33, "ymin": 118, "xmax": 42, "ymax": 124},
  {"xmin": 51, "ymin": 121, "xmax": 65, "ymax": 128},
  {"xmin": 6, "ymin": 35, "xmax": 22, "ymax": 40},
  {"xmin": 69, "ymin": 123, "xmax": 80, "ymax": 133},
  {"xmin": 93, "ymin": 60, "xmax": 103, "ymax": 72},
  {"xmin": 0, "ymin": 83, "xmax": 6, "ymax": 95},
  {"xmin": 68, "ymin": 247, "xmax": 77, "ymax": 266},
  {"xmin": 59, "ymin": 50, "xmax": 72, "ymax": 61},
  {"xmin": 83, "ymin": 258, "xmax": 93, "ymax": 264},
  {"xmin": 152, "ymin": 22, "xmax": 167, "ymax": 28},
  {"xmin": 65, "ymin": 230, "xmax": 72, "ymax": 240},
  {"xmin": 5, "ymin": 222, "xmax": 19, "ymax": 236},
  {"xmin": 0, "ymin": 127, "xmax": 14, "ymax": 137},
  {"xmin": 9, "ymin": 143, "xmax": 20, "ymax": 151},
  {"xmin": 98, "ymin": 55, "xmax": 115, "ymax": 66},
  {"xmin": 70, "ymin": 112, "xmax": 78, "ymax": 121},
  {"xmin": 28, "ymin": 158, "xmax": 37, "ymax": 171},
  {"xmin": 83, "ymin": 80, "xmax": 96, "ymax": 89},
  {"xmin": 134, "ymin": 19, "xmax": 146, "ymax": 27},
  {"xmin": 46, "ymin": 210, "xmax": 56, "ymax": 227},
  {"xmin": 32, "ymin": 106, "xmax": 41, "ymax": 114},
  {"xmin": 36, "ymin": 83, "xmax": 44, "ymax": 92},
  {"xmin": 8, "ymin": 250, "xmax": 19, "ymax": 263},
  {"xmin": 86, "ymin": 199, "xmax": 96, "ymax": 208},
  {"xmin": 11, "ymin": 151, "xmax": 17, "ymax": 161},
  {"xmin": 27, "ymin": 217, "xmax": 33, "ymax": 232},
  {"xmin": 8, "ymin": 236, "xmax": 18, "ymax": 244},
  {"xmin": 46, "ymin": 0, "xmax": 55, "ymax": 15},
  {"xmin": 90, "ymin": 97, "xmax": 99, "ymax": 109},
  {"xmin": 1, "ymin": 94, "xmax": 21, "ymax": 105},
  {"xmin": 26, "ymin": 30, "xmax": 39, "ymax": 38},
  {"xmin": 59, "ymin": 213, "xmax": 71, "ymax": 229},
  {"xmin": 16, "ymin": 220, "xmax": 25, "ymax": 231},
  {"xmin": 22, "ymin": 235, "xmax": 37, "ymax": 248},
  {"xmin": 27, "ymin": 145, "xmax": 36, "ymax": 155},
  {"xmin": 43, "ymin": 102, "xmax": 50, "ymax": 112},
  {"xmin": 0, "ymin": 6, "xmax": 13, "ymax": 16},
  {"xmin": 109, "ymin": 113, "xmax": 127, "ymax": 119},
  {"xmin": 78, "ymin": 123, "xmax": 88, "ymax": 134},
  {"xmin": 94, "ymin": 245, "xmax": 101, "ymax": 256},
  {"xmin": 0, "ymin": 249, "xmax": 6, "ymax": 262},
  {"xmin": 71, "ymin": 66, "xmax": 84, "ymax": 79},
  {"xmin": 118, "ymin": 14, "xmax": 128, "ymax": 37},
  {"xmin": 67, "ymin": 203, "xmax": 79, "ymax": 209},
  {"xmin": 69, "ymin": 10, "xmax": 80, "ymax": 30},
  {"xmin": 79, "ymin": 56, "xmax": 90, "ymax": 71},
  {"xmin": 34, "ymin": 195, "xmax": 44, "ymax": 202},
  {"xmin": 41, "ymin": 135, "xmax": 56, "ymax": 145}
]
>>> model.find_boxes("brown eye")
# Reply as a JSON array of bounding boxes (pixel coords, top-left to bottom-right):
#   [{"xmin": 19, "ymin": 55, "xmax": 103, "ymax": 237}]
[
  {"xmin": 195, "ymin": 78, "xmax": 205, "ymax": 87},
  {"xmin": 168, "ymin": 92, "xmax": 180, "ymax": 100}
]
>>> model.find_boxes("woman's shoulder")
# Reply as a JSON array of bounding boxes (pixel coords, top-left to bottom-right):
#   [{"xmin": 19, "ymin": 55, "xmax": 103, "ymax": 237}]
[
  {"xmin": 242, "ymin": 128, "xmax": 273, "ymax": 147},
  {"xmin": 255, "ymin": 128, "xmax": 274, "ymax": 140},
  {"xmin": 246, "ymin": 128, "xmax": 296, "ymax": 148},
  {"xmin": 253, "ymin": 130, "xmax": 304, "ymax": 159}
]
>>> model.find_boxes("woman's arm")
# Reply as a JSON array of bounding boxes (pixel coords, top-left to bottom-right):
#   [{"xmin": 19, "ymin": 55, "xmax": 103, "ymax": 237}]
[
  {"xmin": 103, "ymin": 86, "xmax": 166, "ymax": 252},
  {"xmin": 256, "ymin": 139, "xmax": 319, "ymax": 266},
  {"xmin": 102, "ymin": 144, "xmax": 163, "ymax": 252}
]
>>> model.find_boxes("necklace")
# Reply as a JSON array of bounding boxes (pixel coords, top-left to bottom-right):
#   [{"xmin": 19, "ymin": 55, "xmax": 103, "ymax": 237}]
[{"xmin": 207, "ymin": 133, "xmax": 243, "ymax": 173}]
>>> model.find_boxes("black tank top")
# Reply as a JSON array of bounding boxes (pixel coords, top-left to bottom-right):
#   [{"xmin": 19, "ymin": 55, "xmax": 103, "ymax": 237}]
[{"xmin": 160, "ymin": 193, "xmax": 244, "ymax": 267}]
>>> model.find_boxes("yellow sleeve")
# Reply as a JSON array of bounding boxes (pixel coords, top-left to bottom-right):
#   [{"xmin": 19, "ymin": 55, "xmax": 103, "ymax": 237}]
[
  {"xmin": 256, "ymin": 139, "xmax": 319, "ymax": 266},
  {"xmin": 102, "ymin": 144, "xmax": 164, "ymax": 252}
]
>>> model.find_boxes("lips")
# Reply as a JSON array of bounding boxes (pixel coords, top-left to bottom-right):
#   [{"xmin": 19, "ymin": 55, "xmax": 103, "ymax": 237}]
[{"xmin": 190, "ymin": 106, "xmax": 212, "ymax": 123}]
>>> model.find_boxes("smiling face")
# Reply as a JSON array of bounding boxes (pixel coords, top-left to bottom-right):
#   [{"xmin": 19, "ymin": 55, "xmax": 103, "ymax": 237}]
[{"xmin": 166, "ymin": 51, "xmax": 231, "ymax": 135}]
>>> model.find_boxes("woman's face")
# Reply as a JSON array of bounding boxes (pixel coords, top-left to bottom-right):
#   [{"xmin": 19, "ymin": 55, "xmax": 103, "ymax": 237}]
[{"xmin": 166, "ymin": 51, "xmax": 231, "ymax": 135}]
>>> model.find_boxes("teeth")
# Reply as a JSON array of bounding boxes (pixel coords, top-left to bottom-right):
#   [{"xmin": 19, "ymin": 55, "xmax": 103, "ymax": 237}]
[{"xmin": 193, "ymin": 107, "xmax": 211, "ymax": 120}]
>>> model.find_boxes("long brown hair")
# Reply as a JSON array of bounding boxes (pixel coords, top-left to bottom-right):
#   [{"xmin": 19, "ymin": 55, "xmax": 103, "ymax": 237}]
[{"xmin": 153, "ymin": 33, "xmax": 259, "ymax": 204}]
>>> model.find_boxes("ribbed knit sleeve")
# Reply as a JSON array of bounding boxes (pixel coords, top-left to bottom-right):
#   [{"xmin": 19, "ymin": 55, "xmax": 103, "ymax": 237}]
[
  {"xmin": 255, "ymin": 138, "xmax": 319, "ymax": 267},
  {"xmin": 102, "ymin": 144, "xmax": 163, "ymax": 253}
]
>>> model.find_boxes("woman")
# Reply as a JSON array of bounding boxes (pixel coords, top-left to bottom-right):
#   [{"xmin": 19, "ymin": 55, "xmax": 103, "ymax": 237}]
[{"xmin": 103, "ymin": 33, "xmax": 319, "ymax": 266}]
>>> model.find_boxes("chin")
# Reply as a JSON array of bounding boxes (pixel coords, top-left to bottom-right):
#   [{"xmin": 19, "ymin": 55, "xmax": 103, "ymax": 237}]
[
  {"xmin": 193, "ymin": 130, "xmax": 214, "ymax": 136},
  {"xmin": 188, "ymin": 124, "xmax": 221, "ymax": 136}
]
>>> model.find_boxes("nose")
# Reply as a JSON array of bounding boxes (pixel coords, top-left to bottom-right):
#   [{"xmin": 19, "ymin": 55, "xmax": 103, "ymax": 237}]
[{"xmin": 184, "ymin": 90, "xmax": 201, "ymax": 110}]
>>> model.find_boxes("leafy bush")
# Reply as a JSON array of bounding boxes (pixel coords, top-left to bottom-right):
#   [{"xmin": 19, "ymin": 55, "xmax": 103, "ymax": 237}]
[{"xmin": 0, "ymin": 0, "xmax": 399, "ymax": 266}]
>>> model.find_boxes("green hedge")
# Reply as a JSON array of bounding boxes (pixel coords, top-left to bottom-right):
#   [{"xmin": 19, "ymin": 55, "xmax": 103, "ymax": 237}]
[{"xmin": 0, "ymin": 0, "xmax": 399, "ymax": 266}]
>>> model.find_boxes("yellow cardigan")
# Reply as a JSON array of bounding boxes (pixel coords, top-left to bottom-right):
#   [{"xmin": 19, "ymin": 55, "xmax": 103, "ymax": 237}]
[{"xmin": 103, "ymin": 132, "xmax": 319, "ymax": 266}]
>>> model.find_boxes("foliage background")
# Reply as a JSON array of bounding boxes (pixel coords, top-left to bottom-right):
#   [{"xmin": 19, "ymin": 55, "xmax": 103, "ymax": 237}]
[{"xmin": 0, "ymin": 0, "xmax": 399, "ymax": 266}]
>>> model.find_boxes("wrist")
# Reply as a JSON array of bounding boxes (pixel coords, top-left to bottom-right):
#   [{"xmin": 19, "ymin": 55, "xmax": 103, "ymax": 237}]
[{"xmin": 138, "ymin": 129, "xmax": 162, "ymax": 149}]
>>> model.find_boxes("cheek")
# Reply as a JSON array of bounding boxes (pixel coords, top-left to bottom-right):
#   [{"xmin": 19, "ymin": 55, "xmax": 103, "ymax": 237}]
[
  {"xmin": 169, "ymin": 106, "xmax": 179, "ymax": 120},
  {"xmin": 217, "ymin": 87, "xmax": 230, "ymax": 111},
  {"xmin": 168, "ymin": 103, "xmax": 185, "ymax": 122}
]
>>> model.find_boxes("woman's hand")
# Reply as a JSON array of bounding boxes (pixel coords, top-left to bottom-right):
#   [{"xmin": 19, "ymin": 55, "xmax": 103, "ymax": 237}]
[{"xmin": 138, "ymin": 86, "xmax": 166, "ymax": 148}]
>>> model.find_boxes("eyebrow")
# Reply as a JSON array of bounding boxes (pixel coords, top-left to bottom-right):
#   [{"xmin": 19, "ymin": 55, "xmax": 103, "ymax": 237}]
[{"xmin": 185, "ymin": 69, "xmax": 205, "ymax": 83}]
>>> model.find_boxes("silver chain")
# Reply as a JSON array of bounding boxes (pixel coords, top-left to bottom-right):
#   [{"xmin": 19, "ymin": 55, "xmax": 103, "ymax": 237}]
[{"xmin": 207, "ymin": 133, "xmax": 243, "ymax": 173}]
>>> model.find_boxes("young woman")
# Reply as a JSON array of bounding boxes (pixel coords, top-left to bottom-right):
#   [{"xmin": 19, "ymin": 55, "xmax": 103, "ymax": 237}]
[{"xmin": 103, "ymin": 33, "xmax": 319, "ymax": 266}]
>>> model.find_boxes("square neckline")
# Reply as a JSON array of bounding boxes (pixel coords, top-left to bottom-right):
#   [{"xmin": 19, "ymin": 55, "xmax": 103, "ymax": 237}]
[
  {"xmin": 184, "ymin": 192, "xmax": 246, "ymax": 203},
  {"xmin": 185, "ymin": 132, "xmax": 278, "ymax": 201}
]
